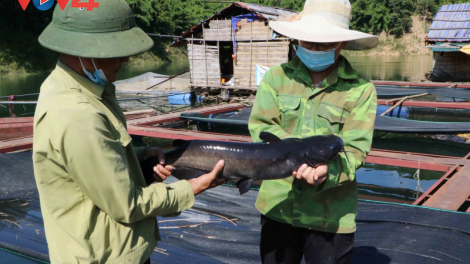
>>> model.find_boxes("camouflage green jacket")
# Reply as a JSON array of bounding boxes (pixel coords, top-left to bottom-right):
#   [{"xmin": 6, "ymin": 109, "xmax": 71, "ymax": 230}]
[{"xmin": 248, "ymin": 56, "xmax": 377, "ymax": 234}]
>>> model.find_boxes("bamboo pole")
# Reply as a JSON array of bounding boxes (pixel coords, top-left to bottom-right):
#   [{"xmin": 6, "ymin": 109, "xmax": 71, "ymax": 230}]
[
  {"xmin": 385, "ymin": 93, "xmax": 429, "ymax": 104},
  {"xmin": 381, "ymin": 93, "xmax": 428, "ymax": 116}
]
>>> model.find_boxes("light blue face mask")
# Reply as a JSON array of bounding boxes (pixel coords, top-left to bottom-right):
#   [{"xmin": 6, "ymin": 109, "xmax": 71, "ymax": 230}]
[
  {"xmin": 297, "ymin": 42, "xmax": 341, "ymax": 72},
  {"xmin": 79, "ymin": 57, "xmax": 108, "ymax": 86}
]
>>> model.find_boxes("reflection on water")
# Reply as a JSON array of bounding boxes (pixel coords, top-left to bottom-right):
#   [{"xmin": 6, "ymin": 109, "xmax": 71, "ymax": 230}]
[
  {"xmin": 0, "ymin": 61, "xmax": 190, "ymax": 118},
  {"xmin": 357, "ymin": 164, "xmax": 444, "ymax": 203},
  {"xmin": 345, "ymin": 55, "xmax": 433, "ymax": 82}
]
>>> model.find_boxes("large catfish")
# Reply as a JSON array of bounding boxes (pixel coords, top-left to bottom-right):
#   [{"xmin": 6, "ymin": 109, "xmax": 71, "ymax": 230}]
[{"xmin": 140, "ymin": 132, "xmax": 350, "ymax": 194}]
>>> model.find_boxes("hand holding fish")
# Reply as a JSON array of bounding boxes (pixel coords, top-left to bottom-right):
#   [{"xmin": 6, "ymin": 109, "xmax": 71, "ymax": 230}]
[
  {"xmin": 187, "ymin": 160, "xmax": 227, "ymax": 195},
  {"xmin": 141, "ymin": 147, "xmax": 171, "ymax": 183},
  {"xmin": 293, "ymin": 164, "xmax": 328, "ymax": 186},
  {"xmin": 153, "ymin": 164, "xmax": 172, "ymax": 182}
]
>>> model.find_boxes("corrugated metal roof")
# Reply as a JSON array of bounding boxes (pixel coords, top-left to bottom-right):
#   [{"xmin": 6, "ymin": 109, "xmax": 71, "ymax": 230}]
[
  {"xmin": 237, "ymin": 2, "xmax": 298, "ymax": 19},
  {"xmin": 171, "ymin": 2, "xmax": 297, "ymax": 47},
  {"xmin": 428, "ymin": 3, "xmax": 470, "ymax": 42}
]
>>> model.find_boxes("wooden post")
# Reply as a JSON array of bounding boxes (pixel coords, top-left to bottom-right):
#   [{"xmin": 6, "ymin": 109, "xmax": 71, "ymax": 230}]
[
  {"xmin": 232, "ymin": 18, "xmax": 236, "ymax": 85},
  {"xmin": 204, "ymin": 40, "xmax": 208, "ymax": 86},
  {"xmin": 202, "ymin": 21, "xmax": 205, "ymax": 40},
  {"xmin": 266, "ymin": 22, "xmax": 269, "ymax": 67},
  {"xmin": 202, "ymin": 22, "xmax": 208, "ymax": 86},
  {"xmin": 191, "ymin": 35, "xmax": 194, "ymax": 85},
  {"xmin": 249, "ymin": 21, "xmax": 252, "ymax": 87},
  {"xmin": 217, "ymin": 19, "xmax": 221, "ymax": 85}
]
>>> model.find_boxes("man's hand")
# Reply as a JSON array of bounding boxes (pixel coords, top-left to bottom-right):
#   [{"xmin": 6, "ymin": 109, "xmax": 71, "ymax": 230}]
[
  {"xmin": 154, "ymin": 164, "xmax": 173, "ymax": 182},
  {"xmin": 143, "ymin": 147, "xmax": 170, "ymax": 183},
  {"xmin": 293, "ymin": 164, "xmax": 328, "ymax": 186},
  {"xmin": 188, "ymin": 160, "xmax": 227, "ymax": 195}
]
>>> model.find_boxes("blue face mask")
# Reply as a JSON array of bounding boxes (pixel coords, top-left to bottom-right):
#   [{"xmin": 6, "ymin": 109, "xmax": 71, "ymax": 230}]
[
  {"xmin": 79, "ymin": 57, "xmax": 108, "ymax": 86},
  {"xmin": 297, "ymin": 42, "xmax": 341, "ymax": 72}
]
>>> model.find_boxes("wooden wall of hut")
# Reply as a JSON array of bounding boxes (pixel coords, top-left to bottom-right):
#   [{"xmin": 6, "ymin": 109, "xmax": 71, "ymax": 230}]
[
  {"xmin": 431, "ymin": 52, "xmax": 470, "ymax": 82},
  {"xmin": 204, "ymin": 20, "xmax": 232, "ymax": 41},
  {"xmin": 233, "ymin": 41, "xmax": 289, "ymax": 87},
  {"xmin": 235, "ymin": 20, "xmax": 273, "ymax": 41},
  {"xmin": 188, "ymin": 44, "xmax": 221, "ymax": 86}
]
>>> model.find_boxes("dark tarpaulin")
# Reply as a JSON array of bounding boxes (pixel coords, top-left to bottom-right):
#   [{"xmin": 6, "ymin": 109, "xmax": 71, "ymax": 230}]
[
  {"xmin": 376, "ymin": 86, "xmax": 470, "ymax": 99},
  {"xmin": 2, "ymin": 152, "xmax": 470, "ymax": 263},
  {"xmin": 374, "ymin": 115, "xmax": 470, "ymax": 133}
]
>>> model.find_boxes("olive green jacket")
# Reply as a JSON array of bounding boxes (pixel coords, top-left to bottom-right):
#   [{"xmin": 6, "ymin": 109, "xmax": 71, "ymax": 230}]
[
  {"xmin": 248, "ymin": 56, "xmax": 377, "ymax": 234},
  {"xmin": 33, "ymin": 61, "xmax": 195, "ymax": 263}
]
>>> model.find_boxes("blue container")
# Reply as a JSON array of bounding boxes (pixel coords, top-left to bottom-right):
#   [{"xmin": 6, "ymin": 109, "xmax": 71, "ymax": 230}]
[
  {"xmin": 168, "ymin": 92, "xmax": 204, "ymax": 105},
  {"xmin": 376, "ymin": 105, "xmax": 409, "ymax": 118}
]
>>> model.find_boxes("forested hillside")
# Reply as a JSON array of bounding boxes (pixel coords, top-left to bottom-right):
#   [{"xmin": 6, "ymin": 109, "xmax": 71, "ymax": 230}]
[{"xmin": 0, "ymin": 0, "xmax": 468, "ymax": 75}]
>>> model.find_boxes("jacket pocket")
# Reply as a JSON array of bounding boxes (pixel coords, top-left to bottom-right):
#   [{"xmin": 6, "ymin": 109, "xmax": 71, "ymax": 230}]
[
  {"xmin": 278, "ymin": 94, "xmax": 302, "ymax": 131},
  {"xmin": 317, "ymin": 102, "xmax": 350, "ymax": 134}
]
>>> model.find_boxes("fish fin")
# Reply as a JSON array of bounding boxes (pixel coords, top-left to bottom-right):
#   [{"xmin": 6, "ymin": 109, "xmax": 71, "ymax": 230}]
[
  {"xmin": 171, "ymin": 167, "xmax": 207, "ymax": 180},
  {"xmin": 172, "ymin": 139, "xmax": 188, "ymax": 147},
  {"xmin": 259, "ymin": 132, "xmax": 282, "ymax": 144},
  {"xmin": 236, "ymin": 179, "xmax": 254, "ymax": 195}
]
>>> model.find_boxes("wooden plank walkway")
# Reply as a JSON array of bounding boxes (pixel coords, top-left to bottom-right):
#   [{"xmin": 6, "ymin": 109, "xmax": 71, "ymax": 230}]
[
  {"xmin": 129, "ymin": 126, "xmax": 251, "ymax": 142},
  {"xmin": 422, "ymin": 165, "xmax": 470, "ymax": 210},
  {"xmin": 412, "ymin": 153, "xmax": 470, "ymax": 211},
  {"xmin": 0, "ymin": 136, "xmax": 34, "ymax": 153},
  {"xmin": 0, "ymin": 104, "xmax": 245, "ymax": 153},
  {"xmin": 128, "ymin": 103, "xmax": 244, "ymax": 126}
]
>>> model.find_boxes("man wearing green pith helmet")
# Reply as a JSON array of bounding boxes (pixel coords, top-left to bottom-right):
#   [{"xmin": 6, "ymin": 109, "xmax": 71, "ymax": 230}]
[
  {"xmin": 249, "ymin": 0, "xmax": 378, "ymax": 263},
  {"xmin": 33, "ymin": 1, "xmax": 225, "ymax": 263}
]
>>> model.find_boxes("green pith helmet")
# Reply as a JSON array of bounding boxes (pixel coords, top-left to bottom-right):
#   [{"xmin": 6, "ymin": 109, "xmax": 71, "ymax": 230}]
[{"xmin": 38, "ymin": 0, "xmax": 154, "ymax": 58}]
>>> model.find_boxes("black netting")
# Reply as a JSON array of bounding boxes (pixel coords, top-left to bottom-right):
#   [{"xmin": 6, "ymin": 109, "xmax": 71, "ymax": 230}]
[
  {"xmin": 376, "ymin": 86, "xmax": 470, "ymax": 99},
  {"xmin": 0, "ymin": 152, "xmax": 38, "ymax": 199},
  {"xmin": 376, "ymin": 87, "xmax": 432, "ymax": 97},
  {"xmin": 375, "ymin": 116, "xmax": 470, "ymax": 133}
]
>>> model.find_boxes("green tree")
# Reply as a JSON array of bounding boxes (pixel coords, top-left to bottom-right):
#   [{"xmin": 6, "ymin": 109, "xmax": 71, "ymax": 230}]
[
  {"xmin": 369, "ymin": 4, "xmax": 390, "ymax": 34},
  {"xmin": 417, "ymin": 0, "xmax": 436, "ymax": 19}
]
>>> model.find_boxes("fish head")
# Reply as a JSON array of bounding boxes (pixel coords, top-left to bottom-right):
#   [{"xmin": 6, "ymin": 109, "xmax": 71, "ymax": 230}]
[{"xmin": 303, "ymin": 135, "xmax": 347, "ymax": 166}]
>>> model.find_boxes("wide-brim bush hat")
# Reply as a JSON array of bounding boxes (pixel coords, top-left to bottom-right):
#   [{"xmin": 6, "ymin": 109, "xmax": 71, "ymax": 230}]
[
  {"xmin": 270, "ymin": 0, "xmax": 378, "ymax": 50},
  {"xmin": 39, "ymin": 0, "xmax": 154, "ymax": 58}
]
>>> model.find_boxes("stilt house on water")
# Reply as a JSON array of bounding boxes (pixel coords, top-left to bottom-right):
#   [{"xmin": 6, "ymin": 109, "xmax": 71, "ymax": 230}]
[
  {"xmin": 171, "ymin": 2, "xmax": 298, "ymax": 95},
  {"xmin": 426, "ymin": 4, "xmax": 470, "ymax": 82}
]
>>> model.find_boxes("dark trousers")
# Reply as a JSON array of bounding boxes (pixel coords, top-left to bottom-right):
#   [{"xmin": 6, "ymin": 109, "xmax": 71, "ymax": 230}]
[
  {"xmin": 143, "ymin": 259, "xmax": 151, "ymax": 264},
  {"xmin": 260, "ymin": 215, "xmax": 354, "ymax": 264}
]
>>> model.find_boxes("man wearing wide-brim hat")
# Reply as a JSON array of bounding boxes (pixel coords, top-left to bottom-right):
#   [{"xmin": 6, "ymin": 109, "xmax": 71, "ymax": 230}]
[
  {"xmin": 33, "ymin": 1, "xmax": 225, "ymax": 263},
  {"xmin": 248, "ymin": 0, "xmax": 378, "ymax": 263}
]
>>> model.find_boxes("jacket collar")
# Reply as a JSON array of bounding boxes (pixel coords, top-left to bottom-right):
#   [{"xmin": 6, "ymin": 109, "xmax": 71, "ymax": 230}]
[
  {"xmin": 285, "ymin": 55, "xmax": 360, "ymax": 88},
  {"xmin": 56, "ymin": 59, "xmax": 105, "ymax": 99}
]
